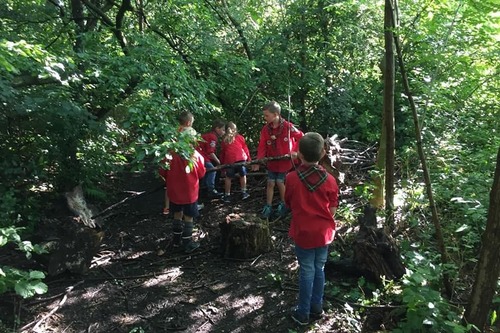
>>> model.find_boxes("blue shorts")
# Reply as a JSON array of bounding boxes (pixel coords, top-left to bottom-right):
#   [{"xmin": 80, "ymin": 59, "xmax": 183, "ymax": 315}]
[
  {"xmin": 267, "ymin": 171, "xmax": 286, "ymax": 183},
  {"xmin": 169, "ymin": 201, "xmax": 199, "ymax": 218},
  {"xmin": 226, "ymin": 161, "xmax": 248, "ymax": 178}
]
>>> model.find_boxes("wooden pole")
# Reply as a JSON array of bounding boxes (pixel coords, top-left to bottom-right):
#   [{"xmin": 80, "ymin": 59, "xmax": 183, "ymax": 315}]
[{"xmin": 207, "ymin": 155, "xmax": 292, "ymax": 172}]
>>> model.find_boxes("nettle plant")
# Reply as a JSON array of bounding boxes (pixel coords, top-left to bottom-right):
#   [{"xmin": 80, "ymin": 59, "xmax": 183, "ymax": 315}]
[
  {"xmin": 391, "ymin": 250, "xmax": 473, "ymax": 333},
  {"xmin": 0, "ymin": 226, "xmax": 47, "ymax": 299}
]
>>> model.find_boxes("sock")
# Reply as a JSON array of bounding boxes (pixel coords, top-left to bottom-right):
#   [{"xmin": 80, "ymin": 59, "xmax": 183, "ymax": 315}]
[
  {"xmin": 172, "ymin": 219, "xmax": 182, "ymax": 246},
  {"xmin": 182, "ymin": 222, "xmax": 194, "ymax": 246}
]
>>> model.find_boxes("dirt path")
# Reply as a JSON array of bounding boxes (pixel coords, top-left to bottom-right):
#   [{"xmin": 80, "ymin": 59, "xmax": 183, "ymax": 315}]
[{"xmin": 2, "ymin": 167, "xmax": 357, "ymax": 333}]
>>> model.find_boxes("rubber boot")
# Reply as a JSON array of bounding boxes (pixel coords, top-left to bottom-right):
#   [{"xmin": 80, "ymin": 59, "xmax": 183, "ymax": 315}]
[
  {"xmin": 172, "ymin": 219, "xmax": 182, "ymax": 247},
  {"xmin": 182, "ymin": 222, "xmax": 200, "ymax": 253}
]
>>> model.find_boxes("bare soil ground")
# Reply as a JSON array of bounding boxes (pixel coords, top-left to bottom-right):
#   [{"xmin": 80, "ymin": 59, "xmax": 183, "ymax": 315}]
[{"xmin": 0, "ymin": 165, "xmax": 382, "ymax": 333}]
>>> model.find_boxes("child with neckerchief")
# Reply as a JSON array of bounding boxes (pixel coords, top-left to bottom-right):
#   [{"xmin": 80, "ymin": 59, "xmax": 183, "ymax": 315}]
[
  {"xmin": 285, "ymin": 132, "xmax": 339, "ymax": 326},
  {"xmin": 251, "ymin": 101, "xmax": 303, "ymax": 218}
]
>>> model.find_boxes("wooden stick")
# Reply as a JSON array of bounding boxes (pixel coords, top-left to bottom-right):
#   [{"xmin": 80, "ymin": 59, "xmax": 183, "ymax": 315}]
[
  {"xmin": 21, "ymin": 281, "xmax": 84, "ymax": 332},
  {"xmin": 207, "ymin": 154, "xmax": 292, "ymax": 172},
  {"xmin": 91, "ymin": 185, "xmax": 164, "ymax": 219}
]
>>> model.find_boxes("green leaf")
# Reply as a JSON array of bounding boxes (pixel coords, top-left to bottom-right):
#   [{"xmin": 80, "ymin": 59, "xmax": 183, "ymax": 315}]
[
  {"xmin": 29, "ymin": 270, "xmax": 45, "ymax": 279},
  {"xmin": 31, "ymin": 281, "xmax": 48, "ymax": 295},
  {"xmin": 14, "ymin": 280, "xmax": 32, "ymax": 298}
]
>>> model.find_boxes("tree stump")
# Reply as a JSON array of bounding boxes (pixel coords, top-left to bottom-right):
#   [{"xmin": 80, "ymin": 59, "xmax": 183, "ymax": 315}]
[
  {"xmin": 219, "ymin": 213, "xmax": 273, "ymax": 259},
  {"xmin": 34, "ymin": 218, "xmax": 104, "ymax": 276},
  {"xmin": 352, "ymin": 206, "xmax": 405, "ymax": 283}
]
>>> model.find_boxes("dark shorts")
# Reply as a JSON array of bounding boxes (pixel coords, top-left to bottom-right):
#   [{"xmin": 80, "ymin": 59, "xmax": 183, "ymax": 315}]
[
  {"xmin": 226, "ymin": 161, "xmax": 248, "ymax": 178},
  {"xmin": 267, "ymin": 171, "xmax": 286, "ymax": 183},
  {"xmin": 169, "ymin": 201, "xmax": 199, "ymax": 218}
]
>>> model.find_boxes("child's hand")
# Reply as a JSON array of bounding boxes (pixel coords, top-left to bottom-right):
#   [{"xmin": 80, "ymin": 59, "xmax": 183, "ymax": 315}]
[{"xmin": 251, "ymin": 164, "xmax": 260, "ymax": 172}]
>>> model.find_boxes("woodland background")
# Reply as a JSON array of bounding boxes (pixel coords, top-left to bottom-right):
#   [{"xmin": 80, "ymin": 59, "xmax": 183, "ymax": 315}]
[{"xmin": 0, "ymin": 0, "xmax": 499, "ymax": 332}]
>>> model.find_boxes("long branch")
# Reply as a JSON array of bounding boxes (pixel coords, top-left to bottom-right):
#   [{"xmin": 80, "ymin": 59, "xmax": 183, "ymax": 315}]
[
  {"xmin": 207, "ymin": 155, "xmax": 292, "ymax": 172},
  {"xmin": 389, "ymin": 2, "xmax": 453, "ymax": 298}
]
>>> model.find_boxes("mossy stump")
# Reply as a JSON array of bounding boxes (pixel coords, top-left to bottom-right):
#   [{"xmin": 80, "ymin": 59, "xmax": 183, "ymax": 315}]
[{"xmin": 219, "ymin": 213, "xmax": 273, "ymax": 259}]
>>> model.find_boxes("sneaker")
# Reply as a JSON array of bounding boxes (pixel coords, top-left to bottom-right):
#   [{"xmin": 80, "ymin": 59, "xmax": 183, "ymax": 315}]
[
  {"xmin": 242, "ymin": 192, "xmax": 250, "ymax": 200},
  {"xmin": 310, "ymin": 308, "xmax": 324, "ymax": 320},
  {"xmin": 261, "ymin": 204, "xmax": 272, "ymax": 219},
  {"xmin": 163, "ymin": 208, "xmax": 170, "ymax": 215},
  {"xmin": 197, "ymin": 203, "xmax": 204, "ymax": 211},
  {"xmin": 222, "ymin": 195, "xmax": 231, "ymax": 203},
  {"xmin": 291, "ymin": 308, "xmax": 309, "ymax": 326},
  {"xmin": 183, "ymin": 241, "xmax": 200, "ymax": 253},
  {"xmin": 208, "ymin": 189, "xmax": 223, "ymax": 198},
  {"xmin": 172, "ymin": 234, "xmax": 182, "ymax": 248},
  {"xmin": 277, "ymin": 201, "xmax": 289, "ymax": 217}
]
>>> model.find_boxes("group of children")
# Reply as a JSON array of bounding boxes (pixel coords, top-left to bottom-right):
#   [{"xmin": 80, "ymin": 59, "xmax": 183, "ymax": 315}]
[{"xmin": 159, "ymin": 101, "xmax": 339, "ymax": 326}]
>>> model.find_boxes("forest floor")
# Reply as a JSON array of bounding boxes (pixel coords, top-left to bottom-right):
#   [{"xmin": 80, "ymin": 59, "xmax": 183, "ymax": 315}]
[{"xmin": 0, "ymin": 163, "xmax": 390, "ymax": 333}]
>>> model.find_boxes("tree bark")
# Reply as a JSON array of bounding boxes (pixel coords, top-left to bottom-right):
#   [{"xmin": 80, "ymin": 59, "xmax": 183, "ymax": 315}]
[
  {"xmin": 463, "ymin": 147, "xmax": 500, "ymax": 330},
  {"xmin": 383, "ymin": 0, "xmax": 395, "ymax": 228},
  {"xmin": 219, "ymin": 213, "xmax": 273, "ymax": 259}
]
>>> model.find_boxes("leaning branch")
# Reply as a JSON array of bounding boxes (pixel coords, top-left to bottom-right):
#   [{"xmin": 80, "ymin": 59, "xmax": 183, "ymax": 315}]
[
  {"xmin": 91, "ymin": 186, "xmax": 163, "ymax": 219},
  {"xmin": 389, "ymin": 1, "xmax": 453, "ymax": 298}
]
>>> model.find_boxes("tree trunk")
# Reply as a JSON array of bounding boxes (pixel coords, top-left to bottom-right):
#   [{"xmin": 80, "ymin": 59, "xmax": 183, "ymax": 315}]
[
  {"xmin": 463, "ymin": 147, "xmax": 500, "ymax": 330},
  {"xmin": 371, "ymin": 57, "xmax": 387, "ymax": 209},
  {"xmin": 383, "ymin": 0, "xmax": 395, "ymax": 228}
]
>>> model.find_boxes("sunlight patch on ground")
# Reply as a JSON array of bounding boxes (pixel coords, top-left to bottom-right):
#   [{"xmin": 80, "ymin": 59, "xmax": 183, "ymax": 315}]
[
  {"xmin": 80, "ymin": 285, "xmax": 106, "ymax": 301},
  {"xmin": 207, "ymin": 281, "xmax": 234, "ymax": 291},
  {"xmin": 125, "ymin": 251, "xmax": 153, "ymax": 260},
  {"xmin": 228, "ymin": 295, "xmax": 265, "ymax": 318},
  {"xmin": 142, "ymin": 267, "xmax": 183, "ymax": 287},
  {"xmin": 111, "ymin": 313, "xmax": 141, "ymax": 326}
]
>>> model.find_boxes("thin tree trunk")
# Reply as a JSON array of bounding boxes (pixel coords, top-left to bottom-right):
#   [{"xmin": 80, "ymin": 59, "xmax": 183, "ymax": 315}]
[
  {"xmin": 383, "ymin": 0, "xmax": 395, "ymax": 228},
  {"xmin": 463, "ymin": 147, "xmax": 500, "ymax": 330},
  {"xmin": 388, "ymin": 2, "xmax": 453, "ymax": 298}
]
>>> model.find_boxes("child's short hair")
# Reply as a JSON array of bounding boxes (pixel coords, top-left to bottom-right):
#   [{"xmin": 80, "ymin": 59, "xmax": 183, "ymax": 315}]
[
  {"xmin": 178, "ymin": 111, "xmax": 194, "ymax": 126},
  {"xmin": 263, "ymin": 101, "xmax": 281, "ymax": 114},
  {"xmin": 299, "ymin": 132, "xmax": 325, "ymax": 162},
  {"xmin": 212, "ymin": 118, "xmax": 226, "ymax": 130}
]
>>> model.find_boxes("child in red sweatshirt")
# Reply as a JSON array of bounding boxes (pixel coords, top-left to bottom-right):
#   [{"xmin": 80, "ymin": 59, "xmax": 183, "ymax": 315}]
[
  {"xmin": 252, "ymin": 101, "xmax": 303, "ymax": 218},
  {"xmin": 219, "ymin": 121, "xmax": 251, "ymax": 202},
  {"xmin": 285, "ymin": 132, "xmax": 339, "ymax": 326}
]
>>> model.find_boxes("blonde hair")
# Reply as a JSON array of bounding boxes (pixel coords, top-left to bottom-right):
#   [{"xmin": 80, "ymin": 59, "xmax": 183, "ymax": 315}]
[{"xmin": 223, "ymin": 121, "xmax": 237, "ymax": 144}]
